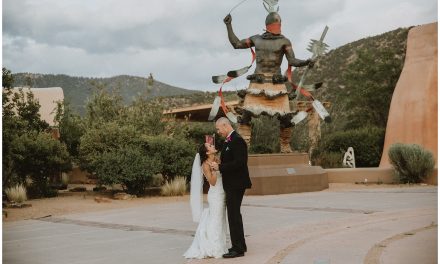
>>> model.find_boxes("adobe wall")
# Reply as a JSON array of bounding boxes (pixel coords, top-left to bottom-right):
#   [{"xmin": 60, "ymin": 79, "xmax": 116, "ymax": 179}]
[{"xmin": 380, "ymin": 23, "xmax": 438, "ymax": 166}]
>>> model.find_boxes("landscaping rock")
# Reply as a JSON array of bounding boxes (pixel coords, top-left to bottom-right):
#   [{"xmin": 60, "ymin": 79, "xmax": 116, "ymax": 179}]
[
  {"xmin": 6, "ymin": 202, "xmax": 32, "ymax": 208},
  {"xmin": 94, "ymin": 197, "xmax": 112, "ymax": 203},
  {"xmin": 113, "ymin": 192, "xmax": 135, "ymax": 200},
  {"xmin": 69, "ymin": 187, "xmax": 87, "ymax": 192}
]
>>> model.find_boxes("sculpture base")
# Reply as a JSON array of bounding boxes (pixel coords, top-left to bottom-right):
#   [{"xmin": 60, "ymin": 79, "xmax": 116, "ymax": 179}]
[{"xmin": 245, "ymin": 153, "xmax": 328, "ymax": 195}]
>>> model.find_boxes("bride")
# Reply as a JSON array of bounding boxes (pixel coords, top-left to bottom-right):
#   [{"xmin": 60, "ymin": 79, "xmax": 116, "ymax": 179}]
[{"xmin": 183, "ymin": 143, "xmax": 228, "ymax": 259}]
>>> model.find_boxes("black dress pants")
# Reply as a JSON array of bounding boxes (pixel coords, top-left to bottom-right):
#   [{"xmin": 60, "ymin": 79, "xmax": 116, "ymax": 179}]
[{"xmin": 225, "ymin": 188, "xmax": 246, "ymax": 253}]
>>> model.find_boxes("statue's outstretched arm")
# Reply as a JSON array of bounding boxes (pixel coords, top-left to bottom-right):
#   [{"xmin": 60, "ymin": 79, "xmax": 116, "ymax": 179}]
[
  {"xmin": 285, "ymin": 43, "xmax": 312, "ymax": 67},
  {"xmin": 224, "ymin": 14, "xmax": 253, "ymax": 49}
]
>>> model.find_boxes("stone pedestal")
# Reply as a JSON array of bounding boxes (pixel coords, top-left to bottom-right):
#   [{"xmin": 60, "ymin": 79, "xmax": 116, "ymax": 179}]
[{"xmin": 246, "ymin": 153, "xmax": 328, "ymax": 195}]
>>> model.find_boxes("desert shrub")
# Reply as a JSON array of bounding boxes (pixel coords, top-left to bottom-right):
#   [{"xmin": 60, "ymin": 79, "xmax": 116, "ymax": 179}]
[
  {"xmin": 84, "ymin": 85, "xmax": 124, "ymax": 129},
  {"xmin": 143, "ymin": 136, "xmax": 196, "ymax": 181},
  {"xmin": 61, "ymin": 173, "xmax": 69, "ymax": 185},
  {"xmin": 5, "ymin": 184, "xmax": 27, "ymax": 203},
  {"xmin": 161, "ymin": 176, "xmax": 187, "ymax": 196},
  {"xmin": 249, "ymin": 144, "xmax": 274, "ymax": 154},
  {"xmin": 313, "ymin": 126, "xmax": 384, "ymax": 167},
  {"xmin": 313, "ymin": 151, "xmax": 343, "ymax": 168},
  {"xmin": 291, "ymin": 121, "xmax": 311, "ymax": 153},
  {"xmin": 26, "ymin": 184, "xmax": 59, "ymax": 199},
  {"xmin": 151, "ymin": 174, "xmax": 164, "ymax": 187},
  {"xmin": 79, "ymin": 122, "xmax": 141, "ymax": 172},
  {"xmin": 54, "ymin": 100, "xmax": 85, "ymax": 160},
  {"xmin": 2, "ymin": 79, "xmax": 53, "ymax": 189},
  {"xmin": 79, "ymin": 88, "xmax": 196, "ymax": 192},
  {"xmin": 79, "ymin": 122, "xmax": 164, "ymax": 195},
  {"xmin": 93, "ymin": 146, "xmax": 161, "ymax": 195},
  {"xmin": 388, "ymin": 143, "xmax": 435, "ymax": 183},
  {"xmin": 121, "ymin": 97, "xmax": 165, "ymax": 136},
  {"xmin": 185, "ymin": 122, "xmax": 216, "ymax": 145},
  {"xmin": 10, "ymin": 132, "xmax": 71, "ymax": 198},
  {"xmin": 249, "ymin": 116, "xmax": 280, "ymax": 154}
]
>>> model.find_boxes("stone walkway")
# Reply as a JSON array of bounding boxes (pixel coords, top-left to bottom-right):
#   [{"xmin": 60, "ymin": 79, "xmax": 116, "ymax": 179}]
[{"xmin": 3, "ymin": 185, "xmax": 437, "ymax": 264}]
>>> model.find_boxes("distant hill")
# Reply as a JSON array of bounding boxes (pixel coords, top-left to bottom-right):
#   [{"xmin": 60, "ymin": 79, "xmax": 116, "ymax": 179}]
[{"xmin": 11, "ymin": 73, "xmax": 201, "ymax": 114}]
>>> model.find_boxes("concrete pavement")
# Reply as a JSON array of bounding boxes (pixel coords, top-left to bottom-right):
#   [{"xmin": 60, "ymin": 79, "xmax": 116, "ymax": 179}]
[{"xmin": 3, "ymin": 185, "xmax": 437, "ymax": 264}]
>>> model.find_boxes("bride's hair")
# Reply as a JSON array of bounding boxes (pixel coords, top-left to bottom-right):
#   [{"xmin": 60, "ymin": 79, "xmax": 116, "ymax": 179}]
[{"xmin": 198, "ymin": 144, "xmax": 208, "ymax": 164}]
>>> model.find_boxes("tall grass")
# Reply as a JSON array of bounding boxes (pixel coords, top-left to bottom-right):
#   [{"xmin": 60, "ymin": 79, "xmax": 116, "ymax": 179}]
[
  {"xmin": 161, "ymin": 176, "xmax": 187, "ymax": 196},
  {"xmin": 5, "ymin": 184, "xmax": 28, "ymax": 203},
  {"xmin": 61, "ymin": 173, "xmax": 69, "ymax": 185}
]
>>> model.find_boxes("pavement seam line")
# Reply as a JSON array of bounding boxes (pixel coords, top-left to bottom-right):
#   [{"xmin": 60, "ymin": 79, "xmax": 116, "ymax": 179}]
[
  {"xmin": 363, "ymin": 223, "xmax": 437, "ymax": 264},
  {"xmin": 242, "ymin": 203, "xmax": 377, "ymax": 214},
  {"xmin": 36, "ymin": 216, "xmax": 195, "ymax": 236},
  {"xmin": 264, "ymin": 211, "xmax": 436, "ymax": 264}
]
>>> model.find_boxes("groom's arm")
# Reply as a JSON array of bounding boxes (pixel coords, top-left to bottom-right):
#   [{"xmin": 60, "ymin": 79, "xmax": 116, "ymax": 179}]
[{"xmin": 219, "ymin": 137, "xmax": 247, "ymax": 174}]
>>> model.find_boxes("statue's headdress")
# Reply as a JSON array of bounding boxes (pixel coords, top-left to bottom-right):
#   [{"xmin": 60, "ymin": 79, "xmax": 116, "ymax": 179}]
[
  {"xmin": 262, "ymin": 0, "xmax": 279, "ymax": 13},
  {"xmin": 263, "ymin": 1, "xmax": 281, "ymax": 34}
]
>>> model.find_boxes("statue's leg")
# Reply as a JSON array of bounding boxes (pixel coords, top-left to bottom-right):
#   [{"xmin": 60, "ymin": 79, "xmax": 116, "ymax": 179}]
[
  {"xmin": 238, "ymin": 124, "xmax": 251, "ymax": 146},
  {"xmin": 238, "ymin": 110, "xmax": 252, "ymax": 147},
  {"xmin": 279, "ymin": 115, "xmax": 293, "ymax": 153}
]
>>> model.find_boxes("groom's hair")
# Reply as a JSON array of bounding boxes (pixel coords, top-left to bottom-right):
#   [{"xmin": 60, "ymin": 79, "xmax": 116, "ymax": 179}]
[{"xmin": 216, "ymin": 117, "xmax": 231, "ymax": 126}]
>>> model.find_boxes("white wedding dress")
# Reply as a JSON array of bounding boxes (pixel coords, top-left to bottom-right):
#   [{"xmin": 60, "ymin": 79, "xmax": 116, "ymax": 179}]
[{"xmin": 184, "ymin": 172, "xmax": 228, "ymax": 259}]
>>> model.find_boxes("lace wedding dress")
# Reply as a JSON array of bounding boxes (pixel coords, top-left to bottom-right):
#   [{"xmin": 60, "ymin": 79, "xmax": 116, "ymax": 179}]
[{"xmin": 183, "ymin": 172, "xmax": 228, "ymax": 259}]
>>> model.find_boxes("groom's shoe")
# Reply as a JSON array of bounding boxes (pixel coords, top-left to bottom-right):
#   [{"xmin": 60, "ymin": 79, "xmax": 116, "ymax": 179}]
[
  {"xmin": 223, "ymin": 251, "xmax": 244, "ymax": 258},
  {"xmin": 228, "ymin": 247, "xmax": 247, "ymax": 253}
]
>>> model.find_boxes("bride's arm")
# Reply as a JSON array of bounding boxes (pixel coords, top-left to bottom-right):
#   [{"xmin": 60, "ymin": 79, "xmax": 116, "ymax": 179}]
[{"xmin": 202, "ymin": 163, "xmax": 217, "ymax": 186}]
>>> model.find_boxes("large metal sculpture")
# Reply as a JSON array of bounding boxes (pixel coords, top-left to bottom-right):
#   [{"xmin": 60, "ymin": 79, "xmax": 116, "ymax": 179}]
[{"xmin": 210, "ymin": 0, "xmax": 330, "ymax": 153}]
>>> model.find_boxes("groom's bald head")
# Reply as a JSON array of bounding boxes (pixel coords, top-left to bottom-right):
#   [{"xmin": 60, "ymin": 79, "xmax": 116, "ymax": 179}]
[{"xmin": 215, "ymin": 117, "xmax": 233, "ymax": 137}]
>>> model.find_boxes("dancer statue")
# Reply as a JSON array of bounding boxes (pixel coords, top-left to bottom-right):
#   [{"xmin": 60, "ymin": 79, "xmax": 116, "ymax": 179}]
[{"xmin": 223, "ymin": 12, "xmax": 314, "ymax": 153}]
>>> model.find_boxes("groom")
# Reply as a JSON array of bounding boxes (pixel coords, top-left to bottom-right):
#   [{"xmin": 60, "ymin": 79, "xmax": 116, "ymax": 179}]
[{"xmin": 210, "ymin": 117, "xmax": 252, "ymax": 258}]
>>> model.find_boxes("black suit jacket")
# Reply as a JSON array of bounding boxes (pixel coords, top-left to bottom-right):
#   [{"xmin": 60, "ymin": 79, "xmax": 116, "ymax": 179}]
[{"xmin": 219, "ymin": 131, "xmax": 252, "ymax": 190}]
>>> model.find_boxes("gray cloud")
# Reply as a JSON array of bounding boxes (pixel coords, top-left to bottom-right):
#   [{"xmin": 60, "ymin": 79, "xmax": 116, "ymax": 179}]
[{"xmin": 3, "ymin": 0, "xmax": 437, "ymax": 91}]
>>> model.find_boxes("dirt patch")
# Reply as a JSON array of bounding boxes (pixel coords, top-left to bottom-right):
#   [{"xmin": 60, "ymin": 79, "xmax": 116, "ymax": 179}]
[{"xmin": 3, "ymin": 190, "xmax": 189, "ymax": 223}]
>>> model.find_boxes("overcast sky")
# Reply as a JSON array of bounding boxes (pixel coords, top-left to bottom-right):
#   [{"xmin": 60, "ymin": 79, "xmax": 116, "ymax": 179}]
[{"xmin": 2, "ymin": 0, "xmax": 437, "ymax": 91}]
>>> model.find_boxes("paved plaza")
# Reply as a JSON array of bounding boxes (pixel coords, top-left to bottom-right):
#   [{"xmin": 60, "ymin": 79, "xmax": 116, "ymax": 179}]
[{"xmin": 3, "ymin": 185, "xmax": 437, "ymax": 264}]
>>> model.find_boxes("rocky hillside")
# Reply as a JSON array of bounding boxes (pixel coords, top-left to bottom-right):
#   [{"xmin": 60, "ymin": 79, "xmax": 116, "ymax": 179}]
[{"xmin": 301, "ymin": 27, "xmax": 409, "ymax": 133}]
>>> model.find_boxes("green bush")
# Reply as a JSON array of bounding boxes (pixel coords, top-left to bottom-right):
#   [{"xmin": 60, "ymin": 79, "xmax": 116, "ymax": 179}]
[
  {"xmin": 388, "ymin": 143, "xmax": 435, "ymax": 183},
  {"xmin": 185, "ymin": 122, "xmax": 216, "ymax": 145},
  {"xmin": 313, "ymin": 126, "xmax": 384, "ymax": 167},
  {"xmin": 27, "ymin": 184, "xmax": 59, "ymax": 199},
  {"xmin": 84, "ymin": 85, "xmax": 124, "ymax": 129},
  {"xmin": 142, "ymin": 136, "xmax": 196, "ymax": 181},
  {"xmin": 54, "ymin": 100, "xmax": 85, "ymax": 160},
  {"xmin": 249, "ymin": 116, "xmax": 279, "ymax": 154},
  {"xmin": 79, "ymin": 123, "xmax": 195, "ymax": 193},
  {"xmin": 10, "ymin": 132, "xmax": 72, "ymax": 198},
  {"xmin": 121, "ymin": 97, "xmax": 165, "ymax": 136},
  {"xmin": 79, "ymin": 122, "xmax": 141, "ymax": 172},
  {"xmin": 94, "ymin": 146, "xmax": 161, "ymax": 195},
  {"xmin": 2, "ymin": 82, "xmax": 53, "ymax": 189},
  {"xmin": 313, "ymin": 151, "xmax": 343, "ymax": 168}
]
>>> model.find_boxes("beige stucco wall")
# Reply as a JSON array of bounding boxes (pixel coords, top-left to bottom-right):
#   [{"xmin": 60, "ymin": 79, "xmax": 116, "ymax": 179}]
[
  {"xmin": 380, "ymin": 23, "xmax": 438, "ymax": 166},
  {"xmin": 11, "ymin": 87, "xmax": 64, "ymax": 127}
]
